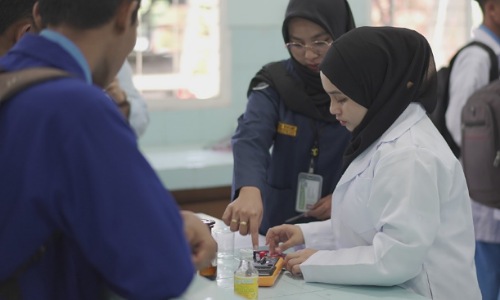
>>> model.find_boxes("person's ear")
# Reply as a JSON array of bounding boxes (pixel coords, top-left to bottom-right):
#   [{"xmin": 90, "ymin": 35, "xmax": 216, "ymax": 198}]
[
  {"xmin": 115, "ymin": 0, "xmax": 139, "ymax": 32},
  {"xmin": 32, "ymin": 2, "xmax": 44, "ymax": 32},
  {"xmin": 0, "ymin": 19, "xmax": 31, "ymax": 55},
  {"xmin": 14, "ymin": 23, "xmax": 32, "ymax": 42}
]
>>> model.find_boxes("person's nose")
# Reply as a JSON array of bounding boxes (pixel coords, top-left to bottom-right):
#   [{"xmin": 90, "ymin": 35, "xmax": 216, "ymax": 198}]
[
  {"xmin": 329, "ymin": 100, "xmax": 339, "ymax": 116},
  {"xmin": 304, "ymin": 46, "xmax": 319, "ymax": 60}
]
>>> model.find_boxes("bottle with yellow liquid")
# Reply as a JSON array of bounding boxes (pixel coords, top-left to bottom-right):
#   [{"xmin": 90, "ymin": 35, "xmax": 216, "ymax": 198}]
[{"xmin": 234, "ymin": 249, "xmax": 258, "ymax": 300}]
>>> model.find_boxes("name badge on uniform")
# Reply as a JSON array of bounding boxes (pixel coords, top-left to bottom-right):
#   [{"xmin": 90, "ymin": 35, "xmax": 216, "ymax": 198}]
[
  {"xmin": 295, "ymin": 172, "xmax": 323, "ymax": 212},
  {"xmin": 277, "ymin": 122, "xmax": 297, "ymax": 137}
]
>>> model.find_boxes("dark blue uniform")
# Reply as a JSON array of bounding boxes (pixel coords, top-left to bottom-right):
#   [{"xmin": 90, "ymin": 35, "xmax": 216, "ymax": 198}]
[
  {"xmin": 0, "ymin": 32, "xmax": 194, "ymax": 299},
  {"xmin": 232, "ymin": 59, "xmax": 350, "ymax": 234}
]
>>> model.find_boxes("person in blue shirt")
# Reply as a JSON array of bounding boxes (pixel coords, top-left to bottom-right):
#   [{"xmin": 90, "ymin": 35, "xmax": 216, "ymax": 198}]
[
  {"xmin": 222, "ymin": 0, "xmax": 355, "ymax": 248},
  {"xmin": 0, "ymin": 0, "xmax": 150, "ymax": 140},
  {"xmin": 0, "ymin": 0, "xmax": 216, "ymax": 299}
]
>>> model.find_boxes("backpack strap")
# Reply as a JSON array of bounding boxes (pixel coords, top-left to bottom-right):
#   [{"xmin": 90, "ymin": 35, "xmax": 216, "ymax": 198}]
[
  {"xmin": 449, "ymin": 41, "xmax": 498, "ymax": 82},
  {"xmin": 438, "ymin": 41, "xmax": 498, "ymax": 157},
  {"xmin": 0, "ymin": 67, "xmax": 70, "ymax": 104},
  {"xmin": 445, "ymin": 41, "xmax": 498, "ymax": 108},
  {"xmin": 445, "ymin": 41, "xmax": 498, "ymax": 110}
]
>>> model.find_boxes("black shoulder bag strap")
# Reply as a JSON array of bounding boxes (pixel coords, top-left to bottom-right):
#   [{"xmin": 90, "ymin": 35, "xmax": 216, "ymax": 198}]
[
  {"xmin": 0, "ymin": 67, "xmax": 68, "ymax": 300},
  {"xmin": 444, "ymin": 41, "xmax": 499, "ymax": 116},
  {"xmin": 444, "ymin": 41, "xmax": 498, "ymax": 116},
  {"xmin": 440, "ymin": 41, "xmax": 498, "ymax": 157},
  {"xmin": 450, "ymin": 41, "xmax": 498, "ymax": 82}
]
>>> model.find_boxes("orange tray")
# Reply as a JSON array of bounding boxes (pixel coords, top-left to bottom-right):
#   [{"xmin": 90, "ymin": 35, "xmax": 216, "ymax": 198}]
[{"xmin": 258, "ymin": 257, "xmax": 284, "ymax": 287}]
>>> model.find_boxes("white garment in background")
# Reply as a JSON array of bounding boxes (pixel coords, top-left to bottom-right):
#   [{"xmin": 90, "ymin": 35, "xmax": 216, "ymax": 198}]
[
  {"xmin": 447, "ymin": 26, "xmax": 500, "ymax": 242},
  {"xmin": 298, "ymin": 104, "xmax": 481, "ymax": 300},
  {"xmin": 116, "ymin": 60, "xmax": 149, "ymax": 138}
]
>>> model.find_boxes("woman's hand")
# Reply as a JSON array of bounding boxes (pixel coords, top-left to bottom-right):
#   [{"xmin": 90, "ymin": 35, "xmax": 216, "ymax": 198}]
[
  {"xmin": 265, "ymin": 224, "xmax": 305, "ymax": 255},
  {"xmin": 181, "ymin": 211, "xmax": 217, "ymax": 270},
  {"xmin": 283, "ymin": 249, "xmax": 318, "ymax": 276},
  {"xmin": 222, "ymin": 187, "xmax": 263, "ymax": 249},
  {"xmin": 305, "ymin": 194, "xmax": 332, "ymax": 220},
  {"xmin": 105, "ymin": 78, "xmax": 130, "ymax": 119}
]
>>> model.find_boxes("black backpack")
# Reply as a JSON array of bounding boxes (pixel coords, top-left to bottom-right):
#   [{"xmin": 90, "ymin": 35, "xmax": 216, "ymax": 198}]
[
  {"xmin": 429, "ymin": 41, "xmax": 498, "ymax": 158},
  {"xmin": 462, "ymin": 79, "xmax": 500, "ymax": 208}
]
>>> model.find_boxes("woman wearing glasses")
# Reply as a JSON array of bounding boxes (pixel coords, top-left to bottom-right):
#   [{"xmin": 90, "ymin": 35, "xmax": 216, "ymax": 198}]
[{"xmin": 222, "ymin": 0, "xmax": 355, "ymax": 248}]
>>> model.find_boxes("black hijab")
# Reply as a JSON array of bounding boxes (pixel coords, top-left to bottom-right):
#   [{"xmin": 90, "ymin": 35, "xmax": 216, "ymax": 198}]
[
  {"xmin": 320, "ymin": 26, "xmax": 437, "ymax": 173},
  {"xmin": 282, "ymin": 0, "xmax": 355, "ymax": 104}
]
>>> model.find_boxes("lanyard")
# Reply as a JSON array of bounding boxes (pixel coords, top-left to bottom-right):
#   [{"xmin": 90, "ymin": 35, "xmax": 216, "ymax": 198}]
[
  {"xmin": 308, "ymin": 141, "xmax": 319, "ymax": 173},
  {"xmin": 308, "ymin": 121, "xmax": 326, "ymax": 174}
]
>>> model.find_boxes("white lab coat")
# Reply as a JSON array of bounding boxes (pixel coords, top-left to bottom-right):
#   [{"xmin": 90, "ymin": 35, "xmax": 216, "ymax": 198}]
[{"xmin": 298, "ymin": 104, "xmax": 481, "ymax": 300}]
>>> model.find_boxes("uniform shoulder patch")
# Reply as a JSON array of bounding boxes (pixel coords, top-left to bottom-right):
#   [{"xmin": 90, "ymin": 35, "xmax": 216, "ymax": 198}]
[
  {"xmin": 277, "ymin": 122, "xmax": 297, "ymax": 137},
  {"xmin": 252, "ymin": 82, "xmax": 269, "ymax": 91}
]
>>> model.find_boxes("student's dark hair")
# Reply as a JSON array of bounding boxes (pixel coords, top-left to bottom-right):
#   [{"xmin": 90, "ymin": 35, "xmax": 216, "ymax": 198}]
[
  {"xmin": 0, "ymin": 0, "xmax": 37, "ymax": 34},
  {"xmin": 37, "ymin": 0, "xmax": 141, "ymax": 30}
]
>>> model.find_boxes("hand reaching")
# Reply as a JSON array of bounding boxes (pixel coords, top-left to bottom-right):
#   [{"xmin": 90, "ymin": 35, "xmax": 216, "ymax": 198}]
[
  {"xmin": 305, "ymin": 194, "xmax": 332, "ymax": 220},
  {"xmin": 181, "ymin": 211, "xmax": 217, "ymax": 270},
  {"xmin": 283, "ymin": 248, "xmax": 318, "ymax": 276},
  {"xmin": 265, "ymin": 224, "xmax": 305, "ymax": 255},
  {"xmin": 105, "ymin": 78, "xmax": 130, "ymax": 119},
  {"xmin": 222, "ymin": 187, "xmax": 263, "ymax": 249}
]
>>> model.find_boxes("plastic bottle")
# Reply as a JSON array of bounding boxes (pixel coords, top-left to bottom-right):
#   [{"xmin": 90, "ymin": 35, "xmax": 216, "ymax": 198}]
[
  {"xmin": 199, "ymin": 219, "xmax": 217, "ymax": 280},
  {"xmin": 234, "ymin": 249, "xmax": 259, "ymax": 300}
]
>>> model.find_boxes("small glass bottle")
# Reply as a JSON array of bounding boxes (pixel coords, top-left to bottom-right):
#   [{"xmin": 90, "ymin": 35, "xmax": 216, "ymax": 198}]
[
  {"xmin": 198, "ymin": 219, "xmax": 217, "ymax": 280},
  {"xmin": 234, "ymin": 249, "xmax": 259, "ymax": 300}
]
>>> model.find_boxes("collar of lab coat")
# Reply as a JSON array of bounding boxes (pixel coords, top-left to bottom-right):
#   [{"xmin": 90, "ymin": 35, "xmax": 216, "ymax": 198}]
[{"xmin": 337, "ymin": 103, "xmax": 426, "ymax": 186}]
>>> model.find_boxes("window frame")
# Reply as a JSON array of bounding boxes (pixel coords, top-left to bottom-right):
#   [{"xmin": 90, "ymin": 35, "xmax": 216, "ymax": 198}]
[{"xmin": 130, "ymin": 0, "xmax": 230, "ymax": 111}]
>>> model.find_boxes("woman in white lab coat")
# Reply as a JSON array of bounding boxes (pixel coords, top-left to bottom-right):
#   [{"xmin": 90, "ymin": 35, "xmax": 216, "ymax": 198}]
[{"xmin": 266, "ymin": 26, "xmax": 481, "ymax": 300}]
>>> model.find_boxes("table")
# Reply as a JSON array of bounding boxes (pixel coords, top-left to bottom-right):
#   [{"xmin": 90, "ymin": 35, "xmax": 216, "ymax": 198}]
[
  {"xmin": 142, "ymin": 145, "xmax": 232, "ymax": 190},
  {"xmin": 173, "ymin": 214, "xmax": 431, "ymax": 300}
]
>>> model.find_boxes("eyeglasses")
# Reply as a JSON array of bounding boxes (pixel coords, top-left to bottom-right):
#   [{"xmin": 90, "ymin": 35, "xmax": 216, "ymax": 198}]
[{"xmin": 285, "ymin": 40, "xmax": 333, "ymax": 55}]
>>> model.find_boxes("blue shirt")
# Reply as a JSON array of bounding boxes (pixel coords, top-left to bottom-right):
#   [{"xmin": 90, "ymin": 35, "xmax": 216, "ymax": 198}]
[
  {"xmin": 232, "ymin": 59, "xmax": 350, "ymax": 234},
  {"xmin": 0, "ymin": 34, "xmax": 195, "ymax": 299}
]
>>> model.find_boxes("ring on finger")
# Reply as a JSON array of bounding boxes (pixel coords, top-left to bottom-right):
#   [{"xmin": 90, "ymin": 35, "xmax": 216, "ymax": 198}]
[
  {"xmin": 239, "ymin": 221, "xmax": 247, "ymax": 226},
  {"xmin": 231, "ymin": 219, "xmax": 238, "ymax": 224}
]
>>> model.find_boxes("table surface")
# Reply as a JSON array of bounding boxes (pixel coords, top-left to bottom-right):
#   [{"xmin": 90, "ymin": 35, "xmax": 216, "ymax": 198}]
[
  {"xmin": 142, "ymin": 145, "xmax": 233, "ymax": 190},
  {"xmin": 171, "ymin": 214, "xmax": 430, "ymax": 300}
]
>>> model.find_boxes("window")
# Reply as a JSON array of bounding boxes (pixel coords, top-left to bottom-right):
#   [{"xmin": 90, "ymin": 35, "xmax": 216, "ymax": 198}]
[
  {"xmin": 129, "ymin": 0, "xmax": 224, "ymax": 109},
  {"xmin": 370, "ymin": 0, "xmax": 481, "ymax": 68}
]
